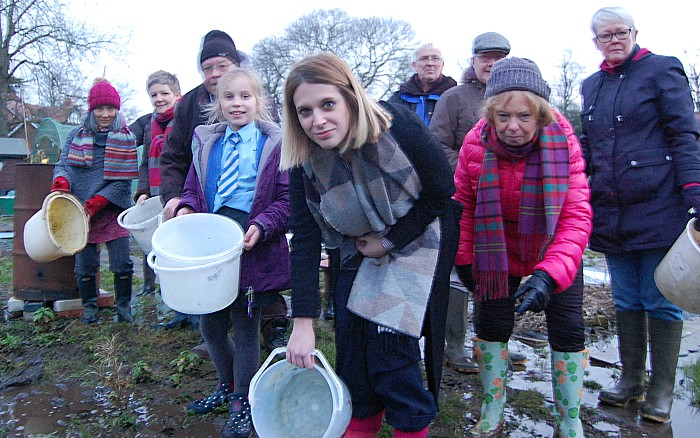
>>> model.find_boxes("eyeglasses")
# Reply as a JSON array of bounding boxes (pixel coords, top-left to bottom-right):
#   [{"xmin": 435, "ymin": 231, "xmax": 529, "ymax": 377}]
[
  {"xmin": 594, "ymin": 28, "xmax": 633, "ymax": 43},
  {"xmin": 417, "ymin": 55, "xmax": 442, "ymax": 63},
  {"xmin": 474, "ymin": 53, "xmax": 507, "ymax": 63},
  {"xmin": 202, "ymin": 62, "xmax": 233, "ymax": 76}
]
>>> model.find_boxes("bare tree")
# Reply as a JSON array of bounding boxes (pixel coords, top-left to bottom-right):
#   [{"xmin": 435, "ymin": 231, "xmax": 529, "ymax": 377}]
[
  {"xmin": 251, "ymin": 9, "xmax": 415, "ymax": 109},
  {"xmin": 683, "ymin": 50, "xmax": 700, "ymax": 112},
  {"xmin": 0, "ymin": 0, "xmax": 126, "ymax": 135},
  {"xmin": 551, "ymin": 49, "xmax": 585, "ymax": 134}
]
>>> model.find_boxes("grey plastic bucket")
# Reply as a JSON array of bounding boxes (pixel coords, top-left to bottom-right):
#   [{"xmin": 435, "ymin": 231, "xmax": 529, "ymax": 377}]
[
  {"xmin": 654, "ymin": 218, "xmax": 700, "ymax": 313},
  {"xmin": 249, "ymin": 347, "xmax": 351, "ymax": 438}
]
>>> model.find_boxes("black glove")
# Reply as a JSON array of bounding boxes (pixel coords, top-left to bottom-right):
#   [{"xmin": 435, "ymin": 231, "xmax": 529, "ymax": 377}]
[
  {"xmin": 681, "ymin": 186, "xmax": 700, "ymax": 231},
  {"xmin": 513, "ymin": 270, "xmax": 555, "ymax": 315},
  {"xmin": 455, "ymin": 264, "xmax": 474, "ymax": 292}
]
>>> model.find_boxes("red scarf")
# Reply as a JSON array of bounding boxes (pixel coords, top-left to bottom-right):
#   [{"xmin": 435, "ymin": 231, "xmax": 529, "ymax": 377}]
[{"xmin": 148, "ymin": 107, "xmax": 176, "ymax": 190}]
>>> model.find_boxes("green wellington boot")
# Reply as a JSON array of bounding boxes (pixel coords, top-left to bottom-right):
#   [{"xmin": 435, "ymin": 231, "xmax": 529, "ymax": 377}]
[
  {"xmin": 551, "ymin": 349, "xmax": 589, "ymax": 438},
  {"xmin": 468, "ymin": 338, "xmax": 508, "ymax": 437}
]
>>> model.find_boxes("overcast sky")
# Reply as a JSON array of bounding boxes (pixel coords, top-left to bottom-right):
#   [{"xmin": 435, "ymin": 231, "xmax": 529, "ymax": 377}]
[{"xmin": 67, "ymin": 0, "xmax": 700, "ymax": 116}]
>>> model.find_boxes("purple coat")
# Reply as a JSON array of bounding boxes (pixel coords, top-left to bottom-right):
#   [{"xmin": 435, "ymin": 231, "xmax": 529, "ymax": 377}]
[{"xmin": 178, "ymin": 120, "xmax": 291, "ymax": 294}]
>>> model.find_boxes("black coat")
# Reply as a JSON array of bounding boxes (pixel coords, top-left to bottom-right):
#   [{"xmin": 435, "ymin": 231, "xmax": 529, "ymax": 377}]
[{"xmin": 580, "ymin": 46, "xmax": 700, "ymax": 253}]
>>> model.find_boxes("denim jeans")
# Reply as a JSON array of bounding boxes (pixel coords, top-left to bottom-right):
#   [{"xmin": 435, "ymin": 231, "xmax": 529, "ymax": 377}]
[{"xmin": 605, "ymin": 249, "xmax": 683, "ymax": 321}]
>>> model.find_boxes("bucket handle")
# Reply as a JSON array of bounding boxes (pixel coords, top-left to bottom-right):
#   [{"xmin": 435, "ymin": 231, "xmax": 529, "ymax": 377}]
[
  {"xmin": 146, "ymin": 250, "xmax": 237, "ymax": 273},
  {"xmin": 116, "ymin": 208, "xmax": 147, "ymax": 232},
  {"xmin": 248, "ymin": 347, "xmax": 346, "ymax": 413}
]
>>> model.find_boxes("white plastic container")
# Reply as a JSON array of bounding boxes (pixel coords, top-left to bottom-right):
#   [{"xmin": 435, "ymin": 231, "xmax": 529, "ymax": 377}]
[
  {"xmin": 147, "ymin": 213, "xmax": 244, "ymax": 314},
  {"xmin": 23, "ymin": 192, "xmax": 88, "ymax": 263},
  {"xmin": 249, "ymin": 347, "xmax": 352, "ymax": 438},
  {"xmin": 117, "ymin": 196, "xmax": 163, "ymax": 253},
  {"xmin": 654, "ymin": 218, "xmax": 700, "ymax": 313}
]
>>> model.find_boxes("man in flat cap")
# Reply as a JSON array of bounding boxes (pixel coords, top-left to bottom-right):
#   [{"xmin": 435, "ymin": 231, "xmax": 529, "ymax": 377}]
[{"xmin": 430, "ymin": 32, "xmax": 526, "ymax": 375}]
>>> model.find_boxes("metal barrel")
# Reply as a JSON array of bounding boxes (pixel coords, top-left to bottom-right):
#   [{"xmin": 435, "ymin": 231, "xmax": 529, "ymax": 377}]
[{"xmin": 12, "ymin": 163, "xmax": 79, "ymax": 301}]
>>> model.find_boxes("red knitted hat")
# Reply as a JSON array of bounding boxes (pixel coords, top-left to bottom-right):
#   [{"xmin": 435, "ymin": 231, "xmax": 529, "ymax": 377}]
[{"xmin": 88, "ymin": 78, "xmax": 121, "ymax": 111}]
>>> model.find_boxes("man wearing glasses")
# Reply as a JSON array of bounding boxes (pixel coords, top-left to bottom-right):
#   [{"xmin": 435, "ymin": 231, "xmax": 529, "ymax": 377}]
[{"xmin": 388, "ymin": 43, "xmax": 457, "ymax": 126}]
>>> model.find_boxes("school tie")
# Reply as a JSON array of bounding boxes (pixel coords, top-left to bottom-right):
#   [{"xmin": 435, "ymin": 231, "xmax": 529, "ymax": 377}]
[{"xmin": 217, "ymin": 132, "xmax": 241, "ymax": 200}]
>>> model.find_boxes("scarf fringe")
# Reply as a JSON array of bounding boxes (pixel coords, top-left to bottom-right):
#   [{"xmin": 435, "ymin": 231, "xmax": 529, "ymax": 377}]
[{"xmin": 474, "ymin": 270, "xmax": 511, "ymax": 302}]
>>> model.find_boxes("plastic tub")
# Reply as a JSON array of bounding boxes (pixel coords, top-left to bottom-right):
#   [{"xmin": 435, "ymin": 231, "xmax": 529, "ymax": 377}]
[
  {"xmin": 654, "ymin": 218, "xmax": 700, "ymax": 313},
  {"xmin": 117, "ymin": 196, "xmax": 163, "ymax": 253},
  {"xmin": 148, "ymin": 213, "xmax": 244, "ymax": 314},
  {"xmin": 23, "ymin": 192, "xmax": 88, "ymax": 263},
  {"xmin": 249, "ymin": 347, "xmax": 351, "ymax": 438}
]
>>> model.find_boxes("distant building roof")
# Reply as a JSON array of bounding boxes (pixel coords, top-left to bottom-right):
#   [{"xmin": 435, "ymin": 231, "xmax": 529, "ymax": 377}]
[{"xmin": 0, "ymin": 138, "xmax": 28, "ymax": 157}]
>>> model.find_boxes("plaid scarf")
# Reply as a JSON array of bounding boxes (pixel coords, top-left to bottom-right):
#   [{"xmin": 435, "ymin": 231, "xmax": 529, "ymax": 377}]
[
  {"xmin": 303, "ymin": 132, "xmax": 441, "ymax": 337},
  {"xmin": 148, "ymin": 107, "xmax": 176, "ymax": 193},
  {"xmin": 473, "ymin": 123, "xmax": 570, "ymax": 301},
  {"xmin": 66, "ymin": 122, "xmax": 138, "ymax": 180}
]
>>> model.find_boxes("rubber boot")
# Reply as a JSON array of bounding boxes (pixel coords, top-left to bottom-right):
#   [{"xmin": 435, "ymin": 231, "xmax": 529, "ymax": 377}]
[
  {"xmin": 444, "ymin": 287, "xmax": 479, "ymax": 373},
  {"xmin": 344, "ymin": 410, "xmax": 385, "ymax": 438},
  {"xmin": 551, "ymin": 349, "xmax": 589, "ymax": 438},
  {"xmin": 221, "ymin": 393, "xmax": 252, "ymax": 438},
  {"xmin": 468, "ymin": 338, "xmax": 508, "ymax": 437},
  {"xmin": 114, "ymin": 272, "xmax": 133, "ymax": 323},
  {"xmin": 188, "ymin": 381, "xmax": 234, "ymax": 414},
  {"xmin": 78, "ymin": 275, "xmax": 98, "ymax": 324},
  {"xmin": 641, "ymin": 318, "xmax": 683, "ymax": 423},
  {"xmin": 598, "ymin": 311, "xmax": 647, "ymax": 406},
  {"xmin": 137, "ymin": 255, "xmax": 157, "ymax": 296}
]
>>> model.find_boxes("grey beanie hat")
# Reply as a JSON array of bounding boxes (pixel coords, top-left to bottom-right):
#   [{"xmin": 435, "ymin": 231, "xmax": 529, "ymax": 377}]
[
  {"xmin": 472, "ymin": 32, "xmax": 511, "ymax": 55},
  {"xmin": 484, "ymin": 57, "xmax": 551, "ymax": 101}
]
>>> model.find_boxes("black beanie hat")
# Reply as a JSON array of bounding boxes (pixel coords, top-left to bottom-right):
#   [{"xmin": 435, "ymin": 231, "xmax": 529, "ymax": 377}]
[
  {"xmin": 484, "ymin": 57, "xmax": 551, "ymax": 101},
  {"xmin": 199, "ymin": 30, "xmax": 241, "ymax": 65}
]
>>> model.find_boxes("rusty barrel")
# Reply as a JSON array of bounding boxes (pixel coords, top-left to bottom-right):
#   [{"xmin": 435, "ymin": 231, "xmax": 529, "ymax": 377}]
[{"xmin": 13, "ymin": 164, "xmax": 79, "ymax": 301}]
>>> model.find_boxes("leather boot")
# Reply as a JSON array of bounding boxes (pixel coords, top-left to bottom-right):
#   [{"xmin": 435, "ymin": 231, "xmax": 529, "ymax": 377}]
[
  {"xmin": 641, "ymin": 318, "xmax": 683, "ymax": 423},
  {"xmin": 598, "ymin": 311, "xmax": 647, "ymax": 406},
  {"xmin": 114, "ymin": 272, "xmax": 133, "ymax": 323},
  {"xmin": 78, "ymin": 275, "xmax": 98, "ymax": 324},
  {"xmin": 444, "ymin": 287, "xmax": 479, "ymax": 373},
  {"xmin": 221, "ymin": 393, "xmax": 253, "ymax": 438},
  {"xmin": 468, "ymin": 338, "xmax": 508, "ymax": 437},
  {"xmin": 551, "ymin": 349, "xmax": 588, "ymax": 438}
]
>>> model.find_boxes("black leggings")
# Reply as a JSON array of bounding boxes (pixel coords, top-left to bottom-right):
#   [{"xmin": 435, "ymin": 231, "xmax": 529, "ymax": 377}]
[{"xmin": 474, "ymin": 266, "xmax": 585, "ymax": 352}]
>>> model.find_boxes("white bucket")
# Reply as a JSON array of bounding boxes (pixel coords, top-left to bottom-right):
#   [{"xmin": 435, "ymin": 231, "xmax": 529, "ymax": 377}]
[
  {"xmin": 654, "ymin": 218, "xmax": 700, "ymax": 313},
  {"xmin": 23, "ymin": 192, "xmax": 88, "ymax": 263},
  {"xmin": 249, "ymin": 347, "xmax": 352, "ymax": 438},
  {"xmin": 117, "ymin": 196, "xmax": 163, "ymax": 253},
  {"xmin": 147, "ymin": 213, "xmax": 244, "ymax": 314},
  {"xmin": 151, "ymin": 212, "xmax": 242, "ymax": 264}
]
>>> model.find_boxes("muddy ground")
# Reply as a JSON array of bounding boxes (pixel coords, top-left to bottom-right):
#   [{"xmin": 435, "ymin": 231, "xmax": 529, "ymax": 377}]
[{"xmin": 1, "ymin": 221, "xmax": 699, "ymax": 437}]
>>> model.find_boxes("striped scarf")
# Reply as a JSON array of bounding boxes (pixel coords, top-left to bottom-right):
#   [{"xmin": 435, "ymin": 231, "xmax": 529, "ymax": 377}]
[
  {"xmin": 473, "ymin": 123, "xmax": 570, "ymax": 301},
  {"xmin": 66, "ymin": 122, "xmax": 138, "ymax": 180},
  {"xmin": 148, "ymin": 107, "xmax": 176, "ymax": 193}
]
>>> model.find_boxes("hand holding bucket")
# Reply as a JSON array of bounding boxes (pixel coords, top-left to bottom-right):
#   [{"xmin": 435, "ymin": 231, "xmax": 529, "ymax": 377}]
[{"xmin": 249, "ymin": 347, "xmax": 351, "ymax": 438}]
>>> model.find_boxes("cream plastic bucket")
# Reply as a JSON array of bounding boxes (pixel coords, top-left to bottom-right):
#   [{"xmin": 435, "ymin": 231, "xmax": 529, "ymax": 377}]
[
  {"xmin": 147, "ymin": 213, "xmax": 244, "ymax": 314},
  {"xmin": 654, "ymin": 218, "xmax": 700, "ymax": 313},
  {"xmin": 23, "ymin": 192, "xmax": 88, "ymax": 263},
  {"xmin": 249, "ymin": 347, "xmax": 352, "ymax": 438},
  {"xmin": 117, "ymin": 196, "xmax": 163, "ymax": 253}
]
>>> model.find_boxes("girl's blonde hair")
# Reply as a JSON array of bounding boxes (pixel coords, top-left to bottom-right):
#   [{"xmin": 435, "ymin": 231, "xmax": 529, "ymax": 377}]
[
  {"xmin": 481, "ymin": 90, "xmax": 556, "ymax": 128},
  {"xmin": 280, "ymin": 52, "xmax": 392, "ymax": 169},
  {"xmin": 208, "ymin": 68, "xmax": 273, "ymax": 124}
]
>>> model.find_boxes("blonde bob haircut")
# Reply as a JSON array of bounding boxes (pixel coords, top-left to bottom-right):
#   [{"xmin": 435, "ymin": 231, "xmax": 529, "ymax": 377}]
[
  {"xmin": 481, "ymin": 90, "xmax": 556, "ymax": 128},
  {"xmin": 280, "ymin": 51, "xmax": 392, "ymax": 169},
  {"xmin": 207, "ymin": 68, "xmax": 273, "ymax": 124}
]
